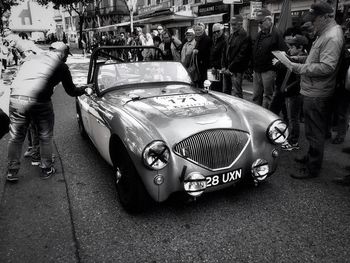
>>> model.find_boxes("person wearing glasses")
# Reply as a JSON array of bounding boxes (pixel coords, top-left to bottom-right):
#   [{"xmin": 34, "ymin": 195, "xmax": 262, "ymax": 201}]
[
  {"xmin": 278, "ymin": 2, "xmax": 344, "ymax": 179},
  {"xmin": 209, "ymin": 23, "xmax": 226, "ymax": 92},
  {"xmin": 222, "ymin": 15, "xmax": 251, "ymax": 97},
  {"xmin": 252, "ymin": 8, "xmax": 288, "ymax": 109}
]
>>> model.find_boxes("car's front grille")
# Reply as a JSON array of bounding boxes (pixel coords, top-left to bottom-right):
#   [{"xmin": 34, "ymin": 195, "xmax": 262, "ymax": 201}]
[{"xmin": 173, "ymin": 129, "xmax": 250, "ymax": 171}]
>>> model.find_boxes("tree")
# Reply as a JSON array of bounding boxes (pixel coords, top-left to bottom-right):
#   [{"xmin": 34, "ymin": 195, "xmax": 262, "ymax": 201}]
[
  {"xmin": 35, "ymin": 0, "xmax": 102, "ymax": 45},
  {"xmin": 0, "ymin": 0, "xmax": 22, "ymax": 32}
]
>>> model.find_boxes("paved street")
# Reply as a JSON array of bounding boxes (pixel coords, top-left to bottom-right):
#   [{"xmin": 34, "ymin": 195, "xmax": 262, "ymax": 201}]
[{"xmin": 1, "ymin": 54, "xmax": 350, "ymax": 262}]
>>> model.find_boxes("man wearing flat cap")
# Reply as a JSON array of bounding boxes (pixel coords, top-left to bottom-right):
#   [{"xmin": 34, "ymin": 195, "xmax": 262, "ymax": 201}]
[
  {"xmin": 280, "ymin": 2, "xmax": 344, "ymax": 179},
  {"xmin": 222, "ymin": 15, "xmax": 251, "ymax": 97},
  {"xmin": 6, "ymin": 42, "xmax": 86, "ymax": 182},
  {"xmin": 252, "ymin": 8, "xmax": 288, "ymax": 109}
]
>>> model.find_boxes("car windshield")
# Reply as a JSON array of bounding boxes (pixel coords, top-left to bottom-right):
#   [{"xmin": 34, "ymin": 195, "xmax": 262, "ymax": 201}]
[{"xmin": 97, "ymin": 61, "xmax": 192, "ymax": 93}]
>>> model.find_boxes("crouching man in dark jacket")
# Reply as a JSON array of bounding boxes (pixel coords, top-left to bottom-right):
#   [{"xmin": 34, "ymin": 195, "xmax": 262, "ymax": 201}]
[{"xmin": 6, "ymin": 42, "xmax": 86, "ymax": 182}]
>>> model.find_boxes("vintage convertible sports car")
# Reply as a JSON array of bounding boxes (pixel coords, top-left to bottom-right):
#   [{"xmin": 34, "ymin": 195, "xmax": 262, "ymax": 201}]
[{"xmin": 76, "ymin": 47, "xmax": 288, "ymax": 212}]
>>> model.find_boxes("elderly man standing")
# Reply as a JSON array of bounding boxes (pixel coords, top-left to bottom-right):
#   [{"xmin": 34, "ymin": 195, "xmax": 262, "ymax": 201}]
[
  {"xmin": 193, "ymin": 23, "xmax": 212, "ymax": 88},
  {"xmin": 252, "ymin": 8, "xmax": 288, "ymax": 108},
  {"xmin": 181, "ymin": 28, "xmax": 196, "ymax": 70},
  {"xmin": 6, "ymin": 42, "xmax": 86, "ymax": 182},
  {"xmin": 280, "ymin": 2, "xmax": 344, "ymax": 179},
  {"xmin": 222, "ymin": 15, "xmax": 251, "ymax": 97}
]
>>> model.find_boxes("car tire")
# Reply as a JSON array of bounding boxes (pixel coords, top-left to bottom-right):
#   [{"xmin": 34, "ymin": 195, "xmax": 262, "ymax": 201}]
[
  {"xmin": 76, "ymin": 101, "xmax": 88, "ymax": 139},
  {"xmin": 114, "ymin": 148, "xmax": 151, "ymax": 213}
]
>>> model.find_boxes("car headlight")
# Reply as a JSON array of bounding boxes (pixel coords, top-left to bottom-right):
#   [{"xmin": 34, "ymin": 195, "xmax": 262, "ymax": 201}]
[
  {"xmin": 143, "ymin": 141, "xmax": 170, "ymax": 170},
  {"xmin": 267, "ymin": 119, "xmax": 289, "ymax": 144},
  {"xmin": 251, "ymin": 159, "xmax": 269, "ymax": 181}
]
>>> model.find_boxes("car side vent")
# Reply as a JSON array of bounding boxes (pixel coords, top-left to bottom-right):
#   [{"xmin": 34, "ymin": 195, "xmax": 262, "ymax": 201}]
[{"xmin": 173, "ymin": 129, "xmax": 250, "ymax": 171}]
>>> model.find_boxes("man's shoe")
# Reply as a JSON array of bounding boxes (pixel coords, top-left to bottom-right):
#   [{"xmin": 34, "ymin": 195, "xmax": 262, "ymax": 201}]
[
  {"xmin": 31, "ymin": 153, "xmax": 41, "ymax": 166},
  {"xmin": 294, "ymin": 155, "xmax": 308, "ymax": 164},
  {"xmin": 24, "ymin": 147, "xmax": 34, "ymax": 157},
  {"xmin": 40, "ymin": 167, "xmax": 55, "ymax": 180},
  {"xmin": 332, "ymin": 174, "xmax": 350, "ymax": 186},
  {"xmin": 290, "ymin": 168, "xmax": 318, "ymax": 179},
  {"xmin": 342, "ymin": 147, "xmax": 350, "ymax": 154},
  {"xmin": 6, "ymin": 170, "xmax": 19, "ymax": 182},
  {"xmin": 332, "ymin": 137, "xmax": 344, "ymax": 144},
  {"xmin": 282, "ymin": 141, "xmax": 300, "ymax": 151}
]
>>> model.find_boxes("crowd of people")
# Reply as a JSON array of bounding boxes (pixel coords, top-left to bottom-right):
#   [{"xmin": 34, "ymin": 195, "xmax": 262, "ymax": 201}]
[{"xmin": 0, "ymin": 1, "xmax": 349, "ymax": 185}]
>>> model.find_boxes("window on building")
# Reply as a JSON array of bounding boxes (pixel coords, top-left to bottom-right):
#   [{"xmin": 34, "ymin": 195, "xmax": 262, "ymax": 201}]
[
  {"xmin": 65, "ymin": 17, "xmax": 70, "ymax": 30},
  {"xmin": 156, "ymin": 0, "xmax": 161, "ymax": 4},
  {"xmin": 147, "ymin": 0, "xmax": 151, "ymax": 5},
  {"xmin": 194, "ymin": 0, "xmax": 201, "ymax": 3},
  {"xmin": 183, "ymin": 0, "xmax": 188, "ymax": 4}
]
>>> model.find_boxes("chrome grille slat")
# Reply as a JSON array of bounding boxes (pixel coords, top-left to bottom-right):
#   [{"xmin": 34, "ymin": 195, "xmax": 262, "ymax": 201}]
[{"xmin": 174, "ymin": 129, "xmax": 250, "ymax": 171}]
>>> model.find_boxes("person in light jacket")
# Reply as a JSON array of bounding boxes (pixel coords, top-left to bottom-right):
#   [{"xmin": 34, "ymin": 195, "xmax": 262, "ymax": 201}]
[
  {"xmin": 181, "ymin": 28, "xmax": 196, "ymax": 69},
  {"xmin": 282, "ymin": 2, "xmax": 344, "ymax": 179}
]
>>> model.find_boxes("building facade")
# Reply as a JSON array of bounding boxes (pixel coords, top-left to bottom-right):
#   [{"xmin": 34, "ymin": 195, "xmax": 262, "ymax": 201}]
[{"xmin": 8, "ymin": 0, "xmax": 56, "ymax": 41}]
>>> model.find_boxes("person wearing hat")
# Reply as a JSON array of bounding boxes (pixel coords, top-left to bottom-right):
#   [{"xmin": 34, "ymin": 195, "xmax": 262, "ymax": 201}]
[
  {"xmin": 6, "ymin": 41, "xmax": 86, "ymax": 182},
  {"xmin": 209, "ymin": 23, "xmax": 226, "ymax": 92},
  {"xmin": 279, "ymin": 2, "xmax": 344, "ymax": 179},
  {"xmin": 181, "ymin": 28, "xmax": 196, "ymax": 70},
  {"xmin": 222, "ymin": 15, "xmax": 251, "ymax": 97},
  {"xmin": 252, "ymin": 8, "xmax": 288, "ymax": 109},
  {"xmin": 272, "ymin": 34, "xmax": 309, "ymax": 151},
  {"xmin": 300, "ymin": 21, "xmax": 316, "ymax": 53}
]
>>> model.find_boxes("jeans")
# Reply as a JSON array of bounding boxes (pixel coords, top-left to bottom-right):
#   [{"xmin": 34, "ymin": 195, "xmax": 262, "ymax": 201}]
[
  {"xmin": 222, "ymin": 72, "xmax": 243, "ymax": 98},
  {"xmin": 7, "ymin": 97, "xmax": 54, "ymax": 171},
  {"xmin": 286, "ymin": 95, "xmax": 302, "ymax": 144},
  {"xmin": 252, "ymin": 70, "xmax": 276, "ymax": 109},
  {"xmin": 303, "ymin": 96, "xmax": 331, "ymax": 176},
  {"xmin": 27, "ymin": 122, "xmax": 40, "ymax": 152}
]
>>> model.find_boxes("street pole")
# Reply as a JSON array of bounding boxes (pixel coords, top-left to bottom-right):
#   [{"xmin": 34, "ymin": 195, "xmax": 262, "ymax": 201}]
[
  {"xmin": 127, "ymin": 0, "xmax": 136, "ymax": 34},
  {"xmin": 130, "ymin": 10, "xmax": 134, "ymax": 33},
  {"xmin": 230, "ymin": 3, "xmax": 235, "ymax": 33}
]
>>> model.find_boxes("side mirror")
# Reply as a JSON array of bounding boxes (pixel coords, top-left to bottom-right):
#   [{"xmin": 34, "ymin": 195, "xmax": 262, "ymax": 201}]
[
  {"xmin": 77, "ymin": 83, "xmax": 94, "ymax": 96},
  {"xmin": 85, "ymin": 87, "xmax": 93, "ymax": 96},
  {"xmin": 204, "ymin": 80, "xmax": 211, "ymax": 91}
]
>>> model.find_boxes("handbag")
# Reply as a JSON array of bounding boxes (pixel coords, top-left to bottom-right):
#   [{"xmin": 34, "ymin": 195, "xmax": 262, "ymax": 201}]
[{"xmin": 187, "ymin": 53, "xmax": 199, "ymax": 82}]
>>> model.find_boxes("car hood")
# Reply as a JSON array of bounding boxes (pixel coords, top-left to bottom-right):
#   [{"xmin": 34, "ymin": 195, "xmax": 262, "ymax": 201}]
[{"xmin": 104, "ymin": 88, "xmax": 248, "ymax": 143}]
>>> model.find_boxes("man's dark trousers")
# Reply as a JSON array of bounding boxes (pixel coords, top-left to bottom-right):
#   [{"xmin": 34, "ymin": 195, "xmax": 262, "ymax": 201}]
[{"xmin": 303, "ymin": 96, "xmax": 332, "ymax": 176}]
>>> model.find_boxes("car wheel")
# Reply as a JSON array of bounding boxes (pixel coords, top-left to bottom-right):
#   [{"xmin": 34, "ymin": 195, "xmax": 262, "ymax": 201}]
[
  {"xmin": 76, "ymin": 102, "xmax": 87, "ymax": 139},
  {"xmin": 114, "ymin": 149, "xmax": 150, "ymax": 213}
]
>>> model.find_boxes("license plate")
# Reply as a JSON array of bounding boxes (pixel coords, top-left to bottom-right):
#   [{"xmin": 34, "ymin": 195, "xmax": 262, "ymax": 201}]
[{"xmin": 206, "ymin": 169, "xmax": 242, "ymax": 188}]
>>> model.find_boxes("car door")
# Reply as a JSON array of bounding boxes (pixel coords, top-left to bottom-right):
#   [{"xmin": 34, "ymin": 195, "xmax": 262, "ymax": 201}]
[
  {"xmin": 79, "ymin": 95, "xmax": 93, "ymax": 139},
  {"xmin": 87, "ymin": 96, "xmax": 112, "ymax": 165}
]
